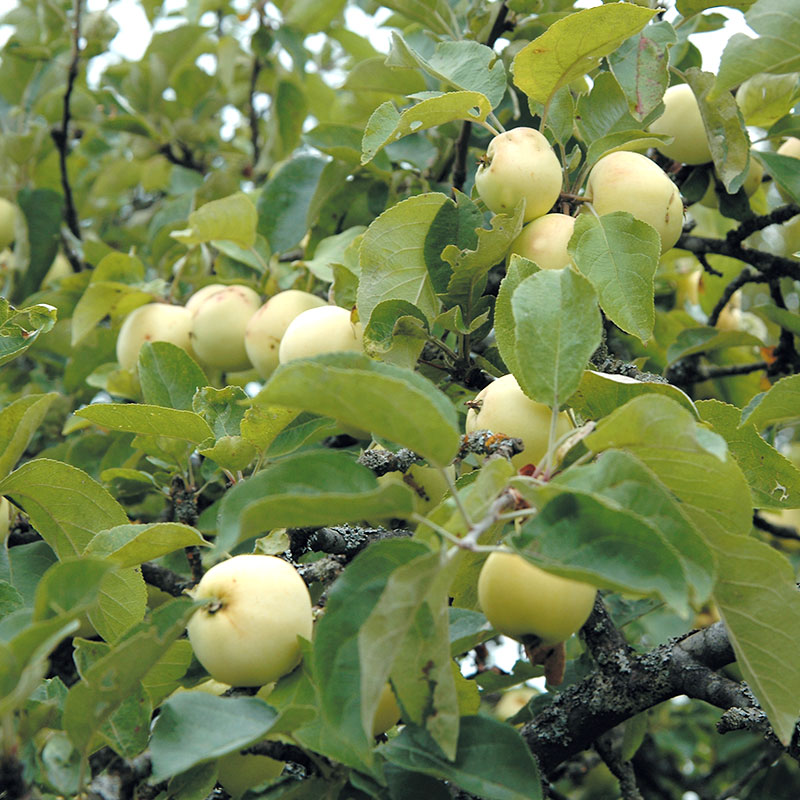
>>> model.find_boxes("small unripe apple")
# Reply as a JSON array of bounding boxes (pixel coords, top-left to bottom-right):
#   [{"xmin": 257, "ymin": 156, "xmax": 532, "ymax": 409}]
[
  {"xmin": 585, "ymin": 151, "xmax": 684, "ymax": 252},
  {"xmin": 493, "ymin": 687, "xmax": 535, "ymax": 723},
  {"xmin": 187, "ymin": 555, "xmax": 313, "ymax": 687},
  {"xmin": 185, "ymin": 283, "xmax": 226, "ymax": 312},
  {"xmin": 116, "ymin": 303, "xmax": 194, "ymax": 372},
  {"xmin": 244, "ymin": 290, "xmax": 326, "ymax": 379},
  {"xmin": 475, "ymin": 128, "xmax": 563, "ymax": 222},
  {"xmin": 278, "ymin": 305, "xmax": 363, "ymax": 364},
  {"xmin": 465, "ymin": 374, "xmax": 571, "ymax": 470},
  {"xmin": 478, "ymin": 551, "xmax": 597, "ymax": 645},
  {"xmin": 648, "ymin": 83, "xmax": 712, "ymax": 165},
  {"xmin": 41, "ymin": 253, "xmax": 73, "ymax": 288},
  {"xmin": 371, "ymin": 683, "xmax": 402, "ymax": 737},
  {"xmin": 216, "ymin": 749, "xmax": 283, "ymax": 798},
  {"xmin": 189, "ymin": 284, "xmax": 261, "ymax": 371},
  {"xmin": 775, "ymin": 137, "xmax": 800, "ymax": 202},
  {"xmin": 508, "ymin": 213, "xmax": 575, "ymax": 270},
  {"xmin": 0, "ymin": 198, "xmax": 18, "ymax": 251}
]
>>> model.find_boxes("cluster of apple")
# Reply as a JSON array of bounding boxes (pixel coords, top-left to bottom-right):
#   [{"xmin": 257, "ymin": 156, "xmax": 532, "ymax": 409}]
[{"xmin": 116, "ymin": 284, "xmax": 363, "ymax": 378}]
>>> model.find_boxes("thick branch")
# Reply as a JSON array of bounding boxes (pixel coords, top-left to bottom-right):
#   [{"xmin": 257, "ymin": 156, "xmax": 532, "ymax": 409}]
[
  {"xmin": 521, "ymin": 620, "xmax": 757, "ymax": 776},
  {"xmin": 726, "ymin": 203, "xmax": 800, "ymax": 247}
]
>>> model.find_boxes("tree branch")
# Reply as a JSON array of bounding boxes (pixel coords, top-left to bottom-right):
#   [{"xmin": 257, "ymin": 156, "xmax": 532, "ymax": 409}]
[{"xmin": 51, "ymin": 0, "xmax": 84, "ymax": 241}]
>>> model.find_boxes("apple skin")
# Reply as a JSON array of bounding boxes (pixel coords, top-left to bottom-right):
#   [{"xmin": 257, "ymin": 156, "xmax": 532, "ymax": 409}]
[
  {"xmin": 585, "ymin": 151, "xmax": 684, "ymax": 253},
  {"xmin": 648, "ymin": 83, "xmax": 712, "ymax": 165},
  {"xmin": 116, "ymin": 303, "xmax": 194, "ymax": 372},
  {"xmin": 185, "ymin": 283, "xmax": 226, "ymax": 313},
  {"xmin": 465, "ymin": 374, "xmax": 571, "ymax": 470},
  {"xmin": 0, "ymin": 497, "xmax": 10, "ymax": 540},
  {"xmin": 475, "ymin": 128, "xmax": 563, "ymax": 223},
  {"xmin": 186, "ymin": 555, "xmax": 313, "ymax": 687},
  {"xmin": 41, "ymin": 253, "xmax": 73, "ymax": 288},
  {"xmin": 0, "ymin": 198, "xmax": 17, "ymax": 251},
  {"xmin": 372, "ymin": 683, "xmax": 402, "ymax": 737},
  {"xmin": 189, "ymin": 284, "xmax": 261, "ymax": 371},
  {"xmin": 509, "ymin": 213, "xmax": 575, "ymax": 270},
  {"xmin": 216, "ymin": 749, "xmax": 283, "ymax": 798},
  {"xmin": 775, "ymin": 137, "xmax": 800, "ymax": 202},
  {"xmin": 477, "ymin": 551, "xmax": 597, "ymax": 645},
  {"xmin": 377, "ymin": 462, "xmax": 453, "ymax": 516},
  {"xmin": 244, "ymin": 290, "xmax": 326, "ymax": 379},
  {"xmin": 493, "ymin": 687, "xmax": 535, "ymax": 723},
  {"xmin": 278, "ymin": 305, "xmax": 363, "ymax": 364}
]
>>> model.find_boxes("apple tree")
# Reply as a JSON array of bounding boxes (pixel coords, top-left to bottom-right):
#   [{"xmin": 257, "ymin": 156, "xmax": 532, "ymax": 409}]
[{"xmin": 2, "ymin": 0, "xmax": 800, "ymax": 798}]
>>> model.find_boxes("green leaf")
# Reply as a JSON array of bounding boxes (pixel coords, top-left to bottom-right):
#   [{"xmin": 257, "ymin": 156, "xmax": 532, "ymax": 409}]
[
  {"xmin": 362, "ymin": 299, "xmax": 429, "ymax": 369},
  {"xmin": 215, "ymin": 450, "xmax": 415, "ymax": 552},
  {"xmin": 258, "ymin": 352, "xmax": 460, "ymax": 466},
  {"xmin": 754, "ymin": 150, "xmax": 800, "ymax": 205},
  {"xmin": 192, "ymin": 385, "xmax": 248, "ymax": 438},
  {"xmin": 685, "ymin": 69, "xmax": 750, "ymax": 192},
  {"xmin": 71, "ymin": 283, "xmax": 153, "ymax": 347},
  {"xmin": 570, "ymin": 212, "xmax": 660, "ymax": 342},
  {"xmin": 198, "ymin": 435, "xmax": 258, "ymax": 473},
  {"xmin": 141, "ymin": 640, "xmax": 193, "ymax": 706},
  {"xmin": 575, "ymin": 72, "xmax": 649, "ymax": 144},
  {"xmin": 584, "ymin": 131, "xmax": 671, "ymax": 169},
  {"xmin": 740, "ymin": 374, "xmax": 800, "ymax": 430},
  {"xmin": 568, "ymin": 370, "xmax": 696, "ymax": 420},
  {"xmin": 83, "ymin": 523, "xmax": 209, "ymax": 568},
  {"xmin": 448, "ymin": 608, "xmax": 494, "ymax": 657},
  {"xmin": 358, "ymin": 192, "xmax": 452, "ymax": 328},
  {"xmin": 89, "ymin": 567, "xmax": 148, "ymax": 643},
  {"xmin": 698, "ymin": 400, "xmax": 800, "ymax": 511},
  {"xmin": 310, "ymin": 538, "xmax": 430, "ymax": 772},
  {"xmin": 138, "ymin": 342, "xmax": 207, "ymax": 411},
  {"xmin": 608, "ymin": 21, "xmax": 677, "ymax": 121},
  {"xmin": 514, "ymin": 490, "xmax": 693, "ymax": 616},
  {"xmin": 666, "ymin": 327, "xmax": 764, "ymax": 364},
  {"xmin": 387, "ymin": 35, "xmax": 507, "ymax": 109},
  {"xmin": 536, "ymin": 449, "xmax": 716, "ymax": 608},
  {"xmin": 32, "ymin": 558, "xmax": 112, "ymax": 622},
  {"xmin": 75, "ymin": 403, "xmax": 214, "ymax": 445},
  {"xmin": 0, "ymin": 300, "xmax": 58, "ymax": 366},
  {"xmin": 382, "ymin": 716, "xmax": 542, "ymax": 800},
  {"xmin": 714, "ymin": 0, "xmax": 800, "ymax": 97},
  {"xmin": 15, "ymin": 188, "xmax": 63, "ymax": 303},
  {"xmin": 508, "ymin": 269, "xmax": 602, "ymax": 407},
  {"xmin": 361, "ymin": 92, "xmax": 492, "ymax": 166},
  {"xmin": 736, "ymin": 73, "xmax": 800, "ymax": 128},
  {"xmin": 0, "ymin": 460, "xmax": 128, "ymax": 559},
  {"xmin": 441, "ymin": 204, "xmax": 525, "ymax": 313},
  {"xmin": 494, "ymin": 257, "xmax": 538, "ymax": 379},
  {"xmin": 149, "ymin": 693, "xmax": 278, "ymax": 781},
  {"xmin": 512, "ymin": 4, "xmax": 655, "ymax": 108},
  {"xmin": 0, "ymin": 393, "xmax": 58, "ymax": 479},
  {"xmin": 63, "ymin": 598, "xmax": 195, "ymax": 755},
  {"xmin": 378, "ymin": 0, "xmax": 458, "ymax": 37},
  {"xmin": 240, "ymin": 406, "xmax": 301, "ymax": 453},
  {"xmin": 677, "ymin": 0, "xmax": 756, "ymax": 15},
  {"xmin": 172, "ymin": 193, "xmax": 257, "ymax": 249},
  {"xmin": 257, "ymin": 155, "xmax": 326, "ymax": 254}
]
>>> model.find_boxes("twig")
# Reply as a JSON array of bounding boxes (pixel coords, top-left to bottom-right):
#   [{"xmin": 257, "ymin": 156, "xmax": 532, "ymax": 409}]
[
  {"xmin": 697, "ymin": 361, "xmax": 769, "ymax": 380},
  {"xmin": 158, "ymin": 142, "xmax": 205, "ymax": 174},
  {"xmin": 52, "ymin": 0, "xmax": 84, "ymax": 241},
  {"xmin": 140, "ymin": 562, "xmax": 192, "ymax": 597},
  {"xmin": 768, "ymin": 279, "xmax": 800, "ymax": 373},
  {"xmin": 726, "ymin": 203, "xmax": 800, "ymax": 247},
  {"xmin": 707, "ymin": 267, "xmax": 753, "ymax": 328},
  {"xmin": 714, "ymin": 747, "xmax": 781, "ymax": 800},
  {"xmin": 753, "ymin": 512, "xmax": 800, "ymax": 541}
]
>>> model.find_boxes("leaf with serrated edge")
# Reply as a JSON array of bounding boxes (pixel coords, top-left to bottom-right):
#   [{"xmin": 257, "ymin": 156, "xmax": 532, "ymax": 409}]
[
  {"xmin": 0, "ymin": 393, "xmax": 58, "ymax": 479},
  {"xmin": 83, "ymin": 523, "xmax": 210, "ymax": 568},
  {"xmin": 740, "ymin": 373, "xmax": 800, "ymax": 430},
  {"xmin": 76, "ymin": 403, "xmax": 214, "ymax": 445}
]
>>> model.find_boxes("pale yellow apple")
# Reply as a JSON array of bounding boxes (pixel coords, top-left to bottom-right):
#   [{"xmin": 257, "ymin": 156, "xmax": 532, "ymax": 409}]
[
  {"xmin": 478, "ymin": 551, "xmax": 597, "ymax": 645},
  {"xmin": 465, "ymin": 374, "xmax": 571, "ymax": 470},
  {"xmin": 116, "ymin": 303, "xmax": 194, "ymax": 372},
  {"xmin": 189, "ymin": 284, "xmax": 261, "ymax": 371},
  {"xmin": 187, "ymin": 555, "xmax": 313, "ymax": 687},
  {"xmin": 493, "ymin": 687, "xmax": 535, "ymax": 723},
  {"xmin": 508, "ymin": 213, "xmax": 575, "ymax": 270},
  {"xmin": 649, "ymin": 83, "xmax": 712, "ymax": 165},
  {"xmin": 776, "ymin": 137, "xmax": 800, "ymax": 202},
  {"xmin": 585, "ymin": 151, "xmax": 684, "ymax": 252},
  {"xmin": 375, "ymin": 456, "xmax": 453, "ymax": 517},
  {"xmin": 216, "ymin": 749, "xmax": 283, "ymax": 797},
  {"xmin": 278, "ymin": 305, "xmax": 363, "ymax": 364},
  {"xmin": 41, "ymin": 253, "xmax": 73, "ymax": 288},
  {"xmin": 371, "ymin": 683, "xmax": 402, "ymax": 737},
  {"xmin": 0, "ymin": 198, "xmax": 17, "ymax": 251},
  {"xmin": 185, "ymin": 283, "xmax": 226, "ymax": 312},
  {"xmin": 244, "ymin": 290, "xmax": 326, "ymax": 379},
  {"xmin": 475, "ymin": 128, "xmax": 563, "ymax": 222},
  {"xmin": 699, "ymin": 156, "xmax": 764, "ymax": 208}
]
